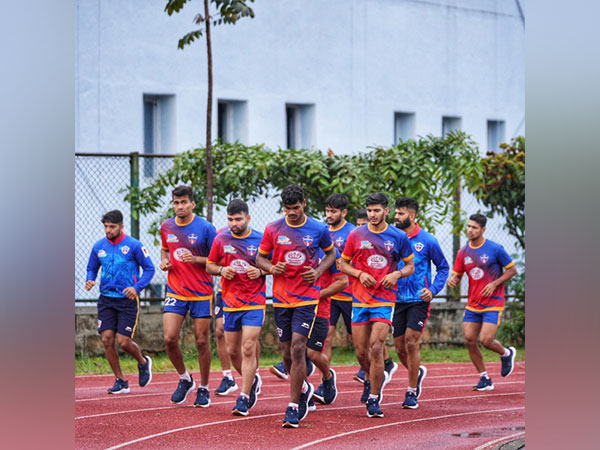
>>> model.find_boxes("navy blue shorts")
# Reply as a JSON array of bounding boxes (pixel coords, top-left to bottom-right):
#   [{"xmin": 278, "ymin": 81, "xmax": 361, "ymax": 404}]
[
  {"xmin": 274, "ymin": 305, "xmax": 317, "ymax": 342},
  {"xmin": 214, "ymin": 291, "xmax": 224, "ymax": 319},
  {"xmin": 307, "ymin": 316, "xmax": 329, "ymax": 352},
  {"xmin": 330, "ymin": 299, "xmax": 352, "ymax": 334},
  {"xmin": 163, "ymin": 297, "xmax": 211, "ymax": 319},
  {"xmin": 392, "ymin": 301, "xmax": 431, "ymax": 337},
  {"xmin": 97, "ymin": 295, "xmax": 139, "ymax": 338}
]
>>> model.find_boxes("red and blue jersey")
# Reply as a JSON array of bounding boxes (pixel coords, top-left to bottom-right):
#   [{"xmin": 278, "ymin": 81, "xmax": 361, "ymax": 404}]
[
  {"xmin": 207, "ymin": 228, "xmax": 266, "ymax": 311},
  {"xmin": 397, "ymin": 224, "xmax": 450, "ymax": 303},
  {"xmin": 161, "ymin": 214, "xmax": 216, "ymax": 301},
  {"xmin": 316, "ymin": 248, "xmax": 344, "ymax": 319},
  {"xmin": 329, "ymin": 221, "xmax": 355, "ymax": 302},
  {"xmin": 342, "ymin": 223, "xmax": 413, "ymax": 307},
  {"xmin": 452, "ymin": 238, "xmax": 514, "ymax": 311},
  {"xmin": 259, "ymin": 216, "xmax": 334, "ymax": 308}
]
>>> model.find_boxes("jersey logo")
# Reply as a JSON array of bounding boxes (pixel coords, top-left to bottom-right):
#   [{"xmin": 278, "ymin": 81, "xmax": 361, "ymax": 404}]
[
  {"xmin": 360, "ymin": 240, "xmax": 374, "ymax": 249},
  {"xmin": 464, "ymin": 256, "xmax": 473, "ymax": 265},
  {"xmin": 480, "ymin": 254, "xmax": 489, "ymax": 264},
  {"xmin": 367, "ymin": 254, "xmax": 388, "ymax": 269},
  {"xmin": 414, "ymin": 242, "xmax": 424, "ymax": 252},
  {"xmin": 231, "ymin": 259, "xmax": 250, "ymax": 274},
  {"xmin": 303, "ymin": 235, "xmax": 314, "ymax": 246},
  {"xmin": 470, "ymin": 267, "xmax": 484, "ymax": 280},
  {"xmin": 224, "ymin": 245, "xmax": 236, "ymax": 254},
  {"xmin": 277, "ymin": 235, "xmax": 292, "ymax": 245},
  {"xmin": 285, "ymin": 250, "xmax": 307, "ymax": 266},
  {"xmin": 188, "ymin": 233, "xmax": 198, "ymax": 244},
  {"xmin": 247, "ymin": 245, "xmax": 257, "ymax": 256},
  {"xmin": 121, "ymin": 246, "xmax": 130, "ymax": 255},
  {"xmin": 384, "ymin": 240, "xmax": 394, "ymax": 251},
  {"xmin": 173, "ymin": 247, "xmax": 191, "ymax": 261},
  {"xmin": 335, "ymin": 236, "xmax": 345, "ymax": 248},
  {"xmin": 98, "ymin": 249, "xmax": 107, "ymax": 258},
  {"xmin": 167, "ymin": 234, "xmax": 179, "ymax": 243},
  {"xmin": 141, "ymin": 246, "xmax": 149, "ymax": 257}
]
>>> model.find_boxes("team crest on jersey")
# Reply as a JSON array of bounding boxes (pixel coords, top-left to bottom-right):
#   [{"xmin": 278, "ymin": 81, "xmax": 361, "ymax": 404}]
[
  {"xmin": 360, "ymin": 240, "xmax": 374, "ymax": 249},
  {"xmin": 224, "ymin": 245, "xmax": 236, "ymax": 254},
  {"xmin": 277, "ymin": 235, "xmax": 292, "ymax": 245},
  {"xmin": 167, "ymin": 234, "xmax": 179, "ymax": 243},
  {"xmin": 480, "ymin": 254, "xmax": 489, "ymax": 264},
  {"xmin": 414, "ymin": 242, "xmax": 424, "ymax": 252},
  {"xmin": 384, "ymin": 240, "xmax": 394, "ymax": 251},
  {"xmin": 187, "ymin": 233, "xmax": 197, "ymax": 244},
  {"xmin": 464, "ymin": 256, "xmax": 473, "ymax": 265},
  {"xmin": 303, "ymin": 235, "xmax": 314, "ymax": 246},
  {"xmin": 247, "ymin": 245, "xmax": 257, "ymax": 256},
  {"xmin": 98, "ymin": 249, "xmax": 106, "ymax": 258},
  {"xmin": 121, "ymin": 246, "xmax": 130, "ymax": 255},
  {"xmin": 335, "ymin": 236, "xmax": 345, "ymax": 248}
]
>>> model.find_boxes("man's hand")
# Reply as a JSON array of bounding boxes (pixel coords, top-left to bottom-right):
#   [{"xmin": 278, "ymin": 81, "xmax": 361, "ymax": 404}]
[
  {"xmin": 160, "ymin": 258, "xmax": 172, "ymax": 271},
  {"xmin": 480, "ymin": 282, "xmax": 497, "ymax": 298},
  {"xmin": 358, "ymin": 271, "xmax": 376, "ymax": 288},
  {"xmin": 85, "ymin": 280, "xmax": 95, "ymax": 291},
  {"xmin": 246, "ymin": 266, "xmax": 262, "ymax": 280},
  {"xmin": 381, "ymin": 271, "xmax": 401, "ymax": 289},
  {"xmin": 122, "ymin": 286, "xmax": 138, "ymax": 300},
  {"xmin": 419, "ymin": 288, "xmax": 434, "ymax": 302},
  {"xmin": 301, "ymin": 266, "xmax": 317, "ymax": 284},
  {"xmin": 271, "ymin": 261, "xmax": 287, "ymax": 275},
  {"xmin": 180, "ymin": 251, "xmax": 195, "ymax": 263},
  {"xmin": 447, "ymin": 274, "xmax": 460, "ymax": 288},
  {"xmin": 221, "ymin": 266, "xmax": 236, "ymax": 280}
]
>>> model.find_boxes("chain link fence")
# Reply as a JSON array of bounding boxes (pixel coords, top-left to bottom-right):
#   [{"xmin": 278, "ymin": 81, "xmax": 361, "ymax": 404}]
[{"xmin": 75, "ymin": 153, "xmax": 522, "ymax": 303}]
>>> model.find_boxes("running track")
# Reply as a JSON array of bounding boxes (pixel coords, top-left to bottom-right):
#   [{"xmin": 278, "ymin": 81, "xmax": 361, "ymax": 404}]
[{"xmin": 75, "ymin": 361, "xmax": 525, "ymax": 449}]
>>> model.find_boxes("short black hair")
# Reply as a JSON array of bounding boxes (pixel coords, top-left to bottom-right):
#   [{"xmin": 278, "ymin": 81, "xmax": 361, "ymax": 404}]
[
  {"xmin": 227, "ymin": 198, "xmax": 249, "ymax": 215},
  {"xmin": 281, "ymin": 184, "xmax": 305, "ymax": 206},
  {"xmin": 395, "ymin": 197, "xmax": 419, "ymax": 214},
  {"xmin": 365, "ymin": 193, "xmax": 388, "ymax": 208},
  {"xmin": 172, "ymin": 185, "xmax": 194, "ymax": 202},
  {"xmin": 326, "ymin": 193, "xmax": 349, "ymax": 211},
  {"xmin": 469, "ymin": 213, "xmax": 487, "ymax": 228},
  {"xmin": 356, "ymin": 208, "xmax": 367, "ymax": 220},
  {"xmin": 101, "ymin": 210, "xmax": 123, "ymax": 224}
]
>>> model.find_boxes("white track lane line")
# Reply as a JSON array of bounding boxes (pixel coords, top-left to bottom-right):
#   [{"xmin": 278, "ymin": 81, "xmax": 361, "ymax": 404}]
[{"xmin": 472, "ymin": 431, "xmax": 526, "ymax": 450}]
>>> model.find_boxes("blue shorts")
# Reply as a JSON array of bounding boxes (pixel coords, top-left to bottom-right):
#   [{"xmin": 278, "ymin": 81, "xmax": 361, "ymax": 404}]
[
  {"xmin": 274, "ymin": 304, "xmax": 317, "ymax": 342},
  {"xmin": 351, "ymin": 305, "xmax": 393, "ymax": 326},
  {"xmin": 214, "ymin": 292, "xmax": 224, "ymax": 320},
  {"xmin": 330, "ymin": 299, "xmax": 352, "ymax": 335},
  {"xmin": 97, "ymin": 295, "xmax": 139, "ymax": 338},
  {"xmin": 463, "ymin": 308, "xmax": 503, "ymax": 326},
  {"xmin": 223, "ymin": 308, "xmax": 265, "ymax": 332},
  {"xmin": 307, "ymin": 316, "xmax": 329, "ymax": 352},
  {"xmin": 163, "ymin": 296, "xmax": 211, "ymax": 319}
]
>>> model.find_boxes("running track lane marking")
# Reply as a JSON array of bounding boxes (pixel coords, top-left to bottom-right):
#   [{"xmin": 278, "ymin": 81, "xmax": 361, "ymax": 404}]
[
  {"xmin": 104, "ymin": 406, "xmax": 524, "ymax": 449},
  {"xmin": 289, "ymin": 407, "xmax": 525, "ymax": 450},
  {"xmin": 472, "ymin": 431, "xmax": 526, "ymax": 450},
  {"xmin": 76, "ymin": 391, "xmax": 524, "ymax": 420}
]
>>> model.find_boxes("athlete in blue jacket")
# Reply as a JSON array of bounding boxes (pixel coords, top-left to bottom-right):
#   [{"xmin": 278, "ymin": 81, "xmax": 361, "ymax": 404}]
[
  {"xmin": 85, "ymin": 210, "xmax": 155, "ymax": 394},
  {"xmin": 393, "ymin": 197, "xmax": 449, "ymax": 409}
]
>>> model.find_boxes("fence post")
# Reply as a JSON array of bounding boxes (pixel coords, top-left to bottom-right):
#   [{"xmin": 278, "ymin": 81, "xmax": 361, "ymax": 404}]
[
  {"xmin": 450, "ymin": 183, "xmax": 461, "ymax": 301},
  {"xmin": 130, "ymin": 152, "xmax": 140, "ymax": 239}
]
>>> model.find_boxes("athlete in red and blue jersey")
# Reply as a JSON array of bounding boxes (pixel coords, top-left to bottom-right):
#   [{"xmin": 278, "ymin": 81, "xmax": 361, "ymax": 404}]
[
  {"xmin": 340, "ymin": 193, "xmax": 414, "ymax": 418},
  {"xmin": 207, "ymin": 199, "xmax": 268, "ymax": 416},
  {"xmin": 159, "ymin": 186, "xmax": 216, "ymax": 407},
  {"xmin": 448, "ymin": 213, "xmax": 518, "ymax": 392},
  {"xmin": 256, "ymin": 184, "xmax": 336, "ymax": 428}
]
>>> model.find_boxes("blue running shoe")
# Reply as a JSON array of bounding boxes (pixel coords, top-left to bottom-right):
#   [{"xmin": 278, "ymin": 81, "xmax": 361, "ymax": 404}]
[
  {"xmin": 416, "ymin": 365, "xmax": 427, "ymax": 399},
  {"xmin": 366, "ymin": 397, "xmax": 384, "ymax": 418},
  {"xmin": 232, "ymin": 395, "xmax": 250, "ymax": 416},
  {"xmin": 107, "ymin": 378, "xmax": 130, "ymax": 394},
  {"xmin": 313, "ymin": 383, "xmax": 325, "ymax": 404},
  {"xmin": 138, "ymin": 355, "xmax": 152, "ymax": 387},
  {"xmin": 402, "ymin": 391, "xmax": 419, "ymax": 409},
  {"xmin": 193, "ymin": 387, "xmax": 211, "ymax": 407},
  {"xmin": 282, "ymin": 406, "xmax": 299, "ymax": 428},
  {"xmin": 298, "ymin": 382, "xmax": 314, "ymax": 421},
  {"xmin": 322, "ymin": 368, "xmax": 338, "ymax": 404},
  {"xmin": 354, "ymin": 367, "xmax": 365, "ymax": 383},
  {"xmin": 249, "ymin": 373, "xmax": 262, "ymax": 409},
  {"xmin": 360, "ymin": 380, "xmax": 371, "ymax": 403},
  {"xmin": 270, "ymin": 361, "xmax": 288, "ymax": 380},
  {"xmin": 306, "ymin": 358, "xmax": 315, "ymax": 378},
  {"xmin": 171, "ymin": 376, "xmax": 196, "ymax": 404},
  {"xmin": 473, "ymin": 375, "xmax": 494, "ymax": 391},
  {"xmin": 384, "ymin": 358, "xmax": 398, "ymax": 380},
  {"xmin": 308, "ymin": 395, "xmax": 316, "ymax": 412},
  {"xmin": 215, "ymin": 375, "xmax": 238, "ymax": 396},
  {"xmin": 501, "ymin": 347, "xmax": 517, "ymax": 377}
]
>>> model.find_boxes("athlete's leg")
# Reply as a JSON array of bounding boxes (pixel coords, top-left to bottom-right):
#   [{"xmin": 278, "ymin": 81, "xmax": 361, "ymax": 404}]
[
  {"xmin": 463, "ymin": 321, "xmax": 485, "ymax": 373},
  {"xmin": 479, "ymin": 322, "xmax": 506, "ymax": 356},
  {"xmin": 163, "ymin": 312, "xmax": 187, "ymax": 374},
  {"xmin": 116, "ymin": 333, "xmax": 145, "ymax": 365},
  {"xmin": 193, "ymin": 318, "xmax": 212, "ymax": 386},
  {"xmin": 394, "ymin": 334, "xmax": 408, "ymax": 368},
  {"xmin": 101, "ymin": 329, "xmax": 124, "ymax": 380},
  {"xmin": 289, "ymin": 332, "xmax": 309, "ymax": 403},
  {"xmin": 404, "ymin": 328, "xmax": 423, "ymax": 388},
  {"xmin": 352, "ymin": 323, "xmax": 372, "ymax": 380},
  {"xmin": 369, "ymin": 321, "xmax": 390, "ymax": 396},
  {"xmin": 324, "ymin": 325, "xmax": 336, "ymax": 362},
  {"xmin": 225, "ymin": 330, "xmax": 243, "ymax": 375},
  {"xmin": 216, "ymin": 316, "xmax": 234, "ymax": 372},
  {"xmin": 307, "ymin": 348, "xmax": 331, "ymax": 379},
  {"xmin": 240, "ymin": 326, "xmax": 262, "ymax": 396},
  {"xmin": 281, "ymin": 340, "xmax": 292, "ymax": 374}
]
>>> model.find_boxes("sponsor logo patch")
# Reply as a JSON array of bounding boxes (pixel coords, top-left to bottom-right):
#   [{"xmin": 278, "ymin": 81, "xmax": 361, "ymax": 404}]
[
  {"xmin": 480, "ymin": 254, "xmax": 490, "ymax": 264},
  {"xmin": 284, "ymin": 250, "xmax": 306, "ymax": 266},
  {"xmin": 367, "ymin": 254, "xmax": 388, "ymax": 269},
  {"xmin": 121, "ymin": 245, "xmax": 130, "ymax": 255},
  {"xmin": 141, "ymin": 246, "xmax": 149, "ymax": 258},
  {"xmin": 98, "ymin": 319, "xmax": 102, "ymax": 328},
  {"xmin": 301, "ymin": 322, "xmax": 310, "ymax": 329},
  {"xmin": 469, "ymin": 267, "xmax": 484, "ymax": 280},
  {"xmin": 360, "ymin": 240, "xmax": 374, "ymax": 249},
  {"xmin": 464, "ymin": 256, "xmax": 473, "ymax": 265},
  {"xmin": 247, "ymin": 245, "xmax": 257, "ymax": 256},
  {"xmin": 187, "ymin": 233, "xmax": 198, "ymax": 244},
  {"xmin": 414, "ymin": 242, "xmax": 424, "ymax": 252},
  {"xmin": 277, "ymin": 328, "xmax": 283, "ymax": 337},
  {"xmin": 173, "ymin": 247, "xmax": 191, "ymax": 261},
  {"xmin": 125, "ymin": 326, "xmax": 132, "ymax": 332},
  {"xmin": 277, "ymin": 236, "xmax": 292, "ymax": 245},
  {"xmin": 315, "ymin": 341, "xmax": 323, "ymax": 347},
  {"xmin": 418, "ymin": 320, "xmax": 424, "ymax": 327},
  {"xmin": 384, "ymin": 240, "xmax": 394, "ymax": 251},
  {"xmin": 215, "ymin": 306, "xmax": 220, "ymax": 315},
  {"xmin": 167, "ymin": 234, "xmax": 179, "ymax": 243},
  {"xmin": 224, "ymin": 245, "xmax": 236, "ymax": 254},
  {"xmin": 231, "ymin": 259, "xmax": 250, "ymax": 274},
  {"xmin": 302, "ymin": 235, "xmax": 314, "ymax": 246},
  {"xmin": 335, "ymin": 236, "xmax": 345, "ymax": 248},
  {"xmin": 98, "ymin": 249, "xmax": 107, "ymax": 258}
]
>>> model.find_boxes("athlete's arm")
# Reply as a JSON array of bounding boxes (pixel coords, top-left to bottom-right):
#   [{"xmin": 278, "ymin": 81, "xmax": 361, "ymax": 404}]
[
  {"xmin": 85, "ymin": 245, "xmax": 100, "ymax": 290},
  {"xmin": 132, "ymin": 243, "xmax": 155, "ymax": 293},
  {"xmin": 339, "ymin": 257, "xmax": 376, "ymax": 288},
  {"xmin": 180, "ymin": 252, "xmax": 208, "ymax": 265},
  {"xmin": 320, "ymin": 273, "xmax": 349, "ymax": 300},
  {"xmin": 256, "ymin": 252, "xmax": 286, "ymax": 275},
  {"xmin": 480, "ymin": 264, "xmax": 517, "ymax": 297},
  {"xmin": 423, "ymin": 240, "xmax": 450, "ymax": 300},
  {"xmin": 160, "ymin": 248, "xmax": 172, "ymax": 271},
  {"xmin": 448, "ymin": 250, "xmax": 464, "ymax": 288},
  {"xmin": 381, "ymin": 257, "xmax": 415, "ymax": 288}
]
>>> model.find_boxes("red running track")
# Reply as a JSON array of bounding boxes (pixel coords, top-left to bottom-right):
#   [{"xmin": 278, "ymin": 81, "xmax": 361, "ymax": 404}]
[{"xmin": 75, "ymin": 361, "xmax": 525, "ymax": 449}]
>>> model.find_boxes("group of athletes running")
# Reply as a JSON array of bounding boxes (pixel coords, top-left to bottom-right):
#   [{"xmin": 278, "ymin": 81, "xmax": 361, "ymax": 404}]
[{"xmin": 85, "ymin": 183, "xmax": 518, "ymax": 428}]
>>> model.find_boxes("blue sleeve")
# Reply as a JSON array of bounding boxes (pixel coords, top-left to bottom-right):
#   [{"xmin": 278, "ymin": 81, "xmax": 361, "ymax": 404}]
[
  {"xmin": 320, "ymin": 224, "xmax": 334, "ymax": 250},
  {"xmin": 428, "ymin": 238, "xmax": 449, "ymax": 296},
  {"xmin": 86, "ymin": 244, "xmax": 101, "ymax": 281},
  {"xmin": 399, "ymin": 234, "xmax": 414, "ymax": 260},
  {"xmin": 132, "ymin": 242, "xmax": 155, "ymax": 293},
  {"xmin": 330, "ymin": 248, "xmax": 341, "ymax": 274},
  {"xmin": 496, "ymin": 244, "xmax": 514, "ymax": 268},
  {"xmin": 206, "ymin": 223, "xmax": 217, "ymax": 254}
]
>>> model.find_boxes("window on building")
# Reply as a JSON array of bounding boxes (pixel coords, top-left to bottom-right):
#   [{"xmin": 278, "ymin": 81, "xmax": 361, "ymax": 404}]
[
  {"xmin": 286, "ymin": 103, "xmax": 315, "ymax": 149},
  {"xmin": 217, "ymin": 99, "xmax": 248, "ymax": 144},
  {"xmin": 143, "ymin": 94, "xmax": 175, "ymax": 177},
  {"xmin": 442, "ymin": 116, "xmax": 462, "ymax": 137},
  {"xmin": 394, "ymin": 112, "xmax": 416, "ymax": 143},
  {"xmin": 487, "ymin": 120, "xmax": 505, "ymax": 152}
]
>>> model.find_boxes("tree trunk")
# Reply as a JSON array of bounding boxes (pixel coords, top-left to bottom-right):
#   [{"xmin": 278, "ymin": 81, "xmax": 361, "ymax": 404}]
[{"xmin": 204, "ymin": 0, "xmax": 214, "ymax": 222}]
